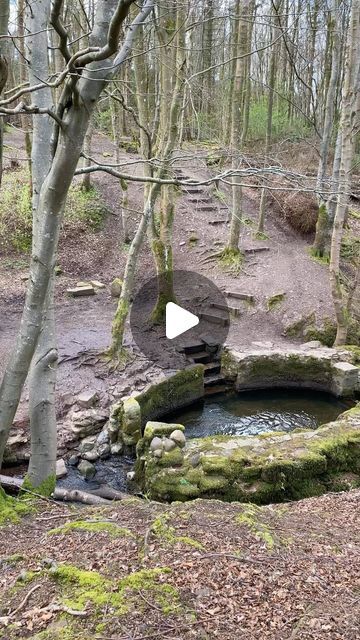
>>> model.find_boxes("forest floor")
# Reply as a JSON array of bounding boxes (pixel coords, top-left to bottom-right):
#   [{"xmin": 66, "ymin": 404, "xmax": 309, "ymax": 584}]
[
  {"xmin": 0, "ymin": 127, "xmax": 344, "ymax": 428},
  {"xmin": 1, "ymin": 489, "xmax": 360, "ymax": 639}
]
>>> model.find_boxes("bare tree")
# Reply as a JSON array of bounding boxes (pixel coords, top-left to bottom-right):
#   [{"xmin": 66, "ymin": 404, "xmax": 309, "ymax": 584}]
[
  {"xmin": 0, "ymin": 0, "xmax": 154, "ymax": 478},
  {"xmin": 109, "ymin": 3, "xmax": 187, "ymax": 356},
  {"xmin": 0, "ymin": 0, "xmax": 9, "ymax": 186},
  {"xmin": 312, "ymin": 0, "xmax": 341, "ymax": 258},
  {"xmin": 25, "ymin": 0, "xmax": 57, "ymax": 489},
  {"xmin": 329, "ymin": 0, "xmax": 360, "ymax": 345},
  {"xmin": 227, "ymin": 0, "xmax": 250, "ymax": 253}
]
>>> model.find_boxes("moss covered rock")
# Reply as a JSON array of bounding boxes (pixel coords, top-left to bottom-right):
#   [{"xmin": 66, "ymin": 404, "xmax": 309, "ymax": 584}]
[{"xmin": 110, "ymin": 367, "xmax": 204, "ymax": 450}]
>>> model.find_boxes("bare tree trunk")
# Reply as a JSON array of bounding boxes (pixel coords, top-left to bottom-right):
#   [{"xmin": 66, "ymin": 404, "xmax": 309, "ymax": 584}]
[
  {"xmin": 150, "ymin": 2, "xmax": 185, "ymax": 322},
  {"xmin": 224, "ymin": 0, "xmax": 239, "ymax": 146},
  {"xmin": 202, "ymin": 0, "xmax": 214, "ymax": 118},
  {"xmin": 228, "ymin": 0, "xmax": 249, "ymax": 252},
  {"xmin": 0, "ymin": 0, "xmax": 9, "ymax": 187},
  {"xmin": 329, "ymin": 0, "xmax": 360, "ymax": 346},
  {"xmin": 17, "ymin": 0, "xmax": 32, "ymax": 186},
  {"xmin": 313, "ymin": 0, "xmax": 341, "ymax": 258},
  {"xmin": 109, "ymin": 91, "xmax": 130, "ymax": 243},
  {"xmin": 25, "ymin": 0, "xmax": 58, "ymax": 491},
  {"xmin": 240, "ymin": 2, "xmax": 256, "ymax": 146},
  {"xmin": 81, "ymin": 117, "xmax": 94, "ymax": 191},
  {"xmin": 257, "ymin": 0, "xmax": 279, "ymax": 234}
]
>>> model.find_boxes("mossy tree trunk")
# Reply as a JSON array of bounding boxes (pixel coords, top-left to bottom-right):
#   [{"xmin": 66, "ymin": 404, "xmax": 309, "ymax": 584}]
[
  {"xmin": 329, "ymin": 0, "xmax": 360, "ymax": 346},
  {"xmin": 151, "ymin": 185, "xmax": 176, "ymax": 323}
]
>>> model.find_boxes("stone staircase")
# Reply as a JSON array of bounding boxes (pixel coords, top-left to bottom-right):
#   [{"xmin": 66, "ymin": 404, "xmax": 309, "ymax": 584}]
[
  {"xmin": 175, "ymin": 168, "xmax": 229, "ymax": 225},
  {"xmin": 179, "ymin": 337, "xmax": 229, "ymax": 395}
]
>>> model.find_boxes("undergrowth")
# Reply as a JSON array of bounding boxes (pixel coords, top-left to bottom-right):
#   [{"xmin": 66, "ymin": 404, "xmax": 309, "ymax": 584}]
[{"xmin": 0, "ymin": 169, "xmax": 108, "ymax": 254}]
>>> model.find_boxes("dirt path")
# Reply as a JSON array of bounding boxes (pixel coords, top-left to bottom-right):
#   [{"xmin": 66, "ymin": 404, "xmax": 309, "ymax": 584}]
[{"xmin": 0, "ymin": 129, "xmax": 334, "ymax": 426}]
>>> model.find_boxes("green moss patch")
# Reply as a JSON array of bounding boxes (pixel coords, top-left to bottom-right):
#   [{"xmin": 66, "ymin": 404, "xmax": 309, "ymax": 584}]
[
  {"xmin": 0, "ymin": 488, "xmax": 34, "ymax": 527},
  {"xmin": 139, "ymin": 399, "xmax": 360, "ymax": 504},
  {"xmin": 305, "ymin": 318, "xmax": 360, "ymax": 347},
  {"xmin": 267, "ymin": 292, "xmax": 286, "ymax": 311},
  {"xmin": 49, "ymin": 563, "xmax": 180, "ymax": 615},
  {"xmin": 235, "ymin": 504, "xmax": 275, "ymax": 549},
  {"xmin": 136, "ymin": 366, "xmax": 204, "ymax": 426},
  {"xmin": 48, "ymin": 520, "xmax": 135, "ymax": 538},
  {"xmin": 150, "ymin": 513, "xmax": 204, "ymax": 549}
]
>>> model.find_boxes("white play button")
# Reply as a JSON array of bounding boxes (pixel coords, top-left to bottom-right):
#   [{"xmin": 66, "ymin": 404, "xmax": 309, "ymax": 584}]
[{"xmin": 166, "ymin": 302, "xmax": 199, "ymax": 340}]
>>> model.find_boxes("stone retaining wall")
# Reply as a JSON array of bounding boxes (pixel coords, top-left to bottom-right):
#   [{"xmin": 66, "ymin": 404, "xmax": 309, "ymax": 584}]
[
  {"xmin": 221, "ymin": 345, "xmax": 360, "ymax": 396},
  {"xmin": 135, "ymin": 403, "xmax": 360, "ymax": 503},
  {"xmin": 109, "ymin": 365, "xmax": 204, "ymax": 450}
]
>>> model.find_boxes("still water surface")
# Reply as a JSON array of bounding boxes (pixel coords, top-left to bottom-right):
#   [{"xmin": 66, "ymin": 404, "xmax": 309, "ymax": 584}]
[{"xmin": 166, "ymin": 389, "xmax": 353, "ymax": 439}]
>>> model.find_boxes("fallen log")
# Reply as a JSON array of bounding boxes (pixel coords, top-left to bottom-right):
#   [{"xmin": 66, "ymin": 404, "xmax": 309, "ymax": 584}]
[
  {"xmin": 90, "ymin": 485, "xmax": 128, "ymax": 501},
  {"xmin": 0, "ymin": 474, "xmax": 22, "ymax": 493},
  {"xmin": 0, "ymin": 474, "xmax": 123, "ymax": 505},
  {"xmin": 53, "ymin": 487, "xmax": 110, "ymax": 505}
]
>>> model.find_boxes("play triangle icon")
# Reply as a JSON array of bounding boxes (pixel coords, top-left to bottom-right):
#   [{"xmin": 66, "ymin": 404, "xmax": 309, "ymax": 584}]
[{"xmin": 166, "ymin": 302, "xmax": 199, "ymax": 340}]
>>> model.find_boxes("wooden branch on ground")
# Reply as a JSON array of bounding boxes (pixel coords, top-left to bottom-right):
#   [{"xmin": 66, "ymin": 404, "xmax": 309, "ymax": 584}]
[{"xmin": 0, "ymin": 474, "xmax": 125, "ymax": 505}]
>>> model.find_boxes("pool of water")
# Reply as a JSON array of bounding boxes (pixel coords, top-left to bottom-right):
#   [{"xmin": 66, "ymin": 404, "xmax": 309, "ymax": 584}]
[{"xmin": 165, "ymin": 389, "xmax": 354, "ymax": 439}]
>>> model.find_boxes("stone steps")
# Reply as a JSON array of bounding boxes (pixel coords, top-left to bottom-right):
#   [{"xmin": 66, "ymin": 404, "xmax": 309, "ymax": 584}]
[
  {"xmin": 203, "ymin": 362, "xmax": 221, "ymax": 376},
  {"xmin": 204, "ymin": 383, "xmax": 230, "ymax": 396},
  {"xmin": 204, "ymin": 374, "xmax": 227, "ymax": 387},
  {"xmin": 191, "ymin": 351, "xmax": 212, "ymax": 364},
  {"xmin": 67, "ymin": 285, "xmax": 95, "ymax": 297},
  {"xmin": 196, "ymin": 205, "xmax": 227, "ymax": 212},
  {"xmin": 244, "ymin": 247, "xmax": 270, "ymax": 254},
  {"xmin": 183, "ymin": 187, "xmax": 204, "ymax": 195},
  {"xmin": 200, "ymin": 333, "xmax": 220, "ymax": 353},
  {"xmin": 209, "ymin": 301, "xmax": 241, "ymax": 317},
  {"xmin": 225, "ymin": 290, "xmax": 255, "ymax": 303},
  {"xmin": 200, "ymin": 311, "xmax": 230, "ymax": 327},
  {"xmin": 179, "ymin": 340, "xmax": 205, "ymax": 355},
  {"xmin": 208, "ymin": 218, "xmax": 228, "ymax": 225},
  {"xmin": 188, "ymin": 197, "xmax": 212, "ymax": 204}
]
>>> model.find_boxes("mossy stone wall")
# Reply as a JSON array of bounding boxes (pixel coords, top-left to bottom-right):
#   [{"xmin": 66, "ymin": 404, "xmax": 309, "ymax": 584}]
[
  {"xmin": 221, "ymin": 347, "xmax": 359, "ymax": 397},
  {"xmin": 109, "ymin": 365, "xmax": 204, "ymax": 449},
  {"xmin": 138, "ymin": 403, "xmax": 360, "ymax": 504}
]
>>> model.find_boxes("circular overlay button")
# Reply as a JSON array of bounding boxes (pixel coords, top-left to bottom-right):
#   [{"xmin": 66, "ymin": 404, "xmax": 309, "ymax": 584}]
[{"xmin": 130, "ymin": 270, "xmax": 229, "ymax": 367}]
